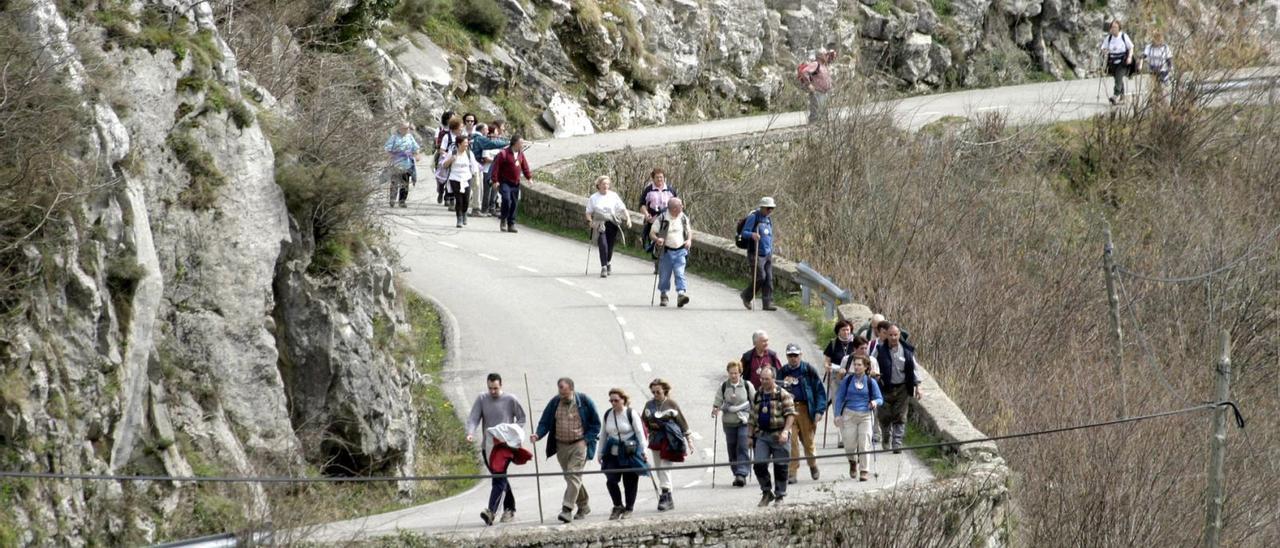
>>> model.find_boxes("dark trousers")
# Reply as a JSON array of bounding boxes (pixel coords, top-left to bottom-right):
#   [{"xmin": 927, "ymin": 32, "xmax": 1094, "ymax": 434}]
[
  {"xmin": 389, "ymin": 171, "xmax": 410, "ymax": 205},
  {"xmin": 499, "ymin": 182, "xmax": 521, "ymax": 223},
  {"xmin": 724, "ymin": 423, "xmax": 751, "ymax": 478},
  {"xmin": 449, "ymin": 181, "xmax": 470, "ymax": 221},
  {"xmin": 1109, "ymin": 62, "xmax": 1128, "ymax": 97},
  {"xmin": 487, "ymin": 476, "xmax": 516, "ymax": 513},
  {"xmin": 753, "ymin": 432, "xmax": 790, "ymax": 497},
  {"xmin": 481, "ymin": 172, "xmax": 498, "ymax": 212},
  {"xmin": 604, "ymin": 471, "xmax": 639, "ymax": 511},
  {"xmin": 878, "ymin": 383, "xmax": 912, "ymax": 448},
  {"xmin": 740, "ymin": 254, "xmax": 774, "ymax": 304},
  {"xmin": 597, "ymin": 222, "xmax": 619, "ymax": 266}
]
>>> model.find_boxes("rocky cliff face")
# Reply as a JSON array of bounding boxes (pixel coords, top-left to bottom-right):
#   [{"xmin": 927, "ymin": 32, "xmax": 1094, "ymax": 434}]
[
  {"xmin": 0, "ymin": 1, "xmax": 417, "ymax": 544},
  {"xmin": 371, "ymin": 0, "xmax": 1150, "ymax": 136}
]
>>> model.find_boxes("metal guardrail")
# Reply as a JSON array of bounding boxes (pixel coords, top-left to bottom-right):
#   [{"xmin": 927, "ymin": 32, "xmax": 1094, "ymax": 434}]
[
  {"xmin": 794, "ymin": 261, "xmax": 852, "ymax": 320},
  {"xmin": 151, "ymin": 529, "xmax": 273, "ymax": 548}
]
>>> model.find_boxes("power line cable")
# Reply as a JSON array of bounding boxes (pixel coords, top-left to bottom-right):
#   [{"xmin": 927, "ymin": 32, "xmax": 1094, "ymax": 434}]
[
  {"xmin": 0, "ymin": 401, "xmax": 1244, "ymax": 485},
  {"xmin": 1115, "ymin": 222, "xmax": 1280, "ymax": 284}
]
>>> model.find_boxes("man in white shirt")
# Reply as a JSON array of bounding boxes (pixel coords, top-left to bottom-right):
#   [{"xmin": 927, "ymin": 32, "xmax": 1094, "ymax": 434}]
[{"xmin": 650, "ymin": 198, "xmax": 692, "ymax": 308}]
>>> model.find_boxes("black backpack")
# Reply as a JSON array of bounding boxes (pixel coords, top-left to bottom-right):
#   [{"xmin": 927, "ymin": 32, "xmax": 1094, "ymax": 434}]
[{"xmin": 734, "ymin": 212, "xmax": 755, "ymax": 250}]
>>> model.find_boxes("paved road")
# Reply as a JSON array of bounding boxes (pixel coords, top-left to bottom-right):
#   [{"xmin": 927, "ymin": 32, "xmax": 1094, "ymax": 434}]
[{"xmin": 306, "ymin": 70, "xmax": 1271, "ymax": 542}]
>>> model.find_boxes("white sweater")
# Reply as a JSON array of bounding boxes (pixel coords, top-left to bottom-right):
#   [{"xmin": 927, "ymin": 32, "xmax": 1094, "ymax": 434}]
[{"xmin": 446, "ymin": 150, "xmax": 480, "ymax": 189}]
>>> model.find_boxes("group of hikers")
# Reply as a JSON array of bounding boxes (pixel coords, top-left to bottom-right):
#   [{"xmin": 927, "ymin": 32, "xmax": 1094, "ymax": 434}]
[
  {"xmin": 1101, "ymin": 19, "xmax": 1175, "ymax": 105},
  {"xmin": 383, "ymin": 112, "xmax": 535, "ymax": 231},
  {"xmin": 464, "ymin": 316, "xmax": 923, "ymax": 526}
]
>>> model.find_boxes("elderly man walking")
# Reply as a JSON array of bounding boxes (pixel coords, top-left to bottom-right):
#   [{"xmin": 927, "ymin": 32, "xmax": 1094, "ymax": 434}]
[
  {"xmin": 740, "ymin": 197, "xmax": 778, "ymax": 311},
  {"xmin": 873, "ymin": 324, "xmax": 923, "ymax": 452},
  {"xmin": 651, "ymin": 197, "xmax": 692, "ymax": 307},
  {"xmin": 740, "ymin": 329, "xmax": 783, "ymax": 388},
  {"xmin": 750, "ymin": 366, "xmax": 795, "ymax": 507},
  {"xmin": 798, "ymin": 47, "xmax": 836, "ymax": 124},
  {"xmin": 778, "ymin": 344, "xmax": 827, "ymax": 483},
  {"xmin": 466, "ymin": 373, "xmax": 528, "ymax": 524},
  {"xmin": 532, "ymin": 377, "xmax": 602, "ymax": 523}
]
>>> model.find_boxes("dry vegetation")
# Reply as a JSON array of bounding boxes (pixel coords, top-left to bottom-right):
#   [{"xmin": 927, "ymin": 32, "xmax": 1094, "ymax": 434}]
[{"xmin": 542, "ymin": 9, "xmax": 1279, "ymax": 545}]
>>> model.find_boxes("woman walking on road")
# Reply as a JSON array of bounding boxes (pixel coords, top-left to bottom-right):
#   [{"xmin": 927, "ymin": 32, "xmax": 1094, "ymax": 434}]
[
  {"xmin": 712, "ymin": 361, "xmax": 755, "ymax": 487},
  {"xmin": 1100, "ymin": 19, "xmax": 1135, "ymax": 105},
  {"xmin": 585, "ymin": 175, "xmax": 632, "ymax": 278},
  {"xmin": 442, "ymin": 136, "xmax": 481, "ymax": 228},
  {"xmin": 599, "ymin": 388, "xmax": 649, "ymax": 520},
  {"xmin": 834, "ymin": 356, "xmax": 882, "ymax": 481},
  {"xmin": 643, "ymin": 378, "xmax": 691, "ymax": 512}
]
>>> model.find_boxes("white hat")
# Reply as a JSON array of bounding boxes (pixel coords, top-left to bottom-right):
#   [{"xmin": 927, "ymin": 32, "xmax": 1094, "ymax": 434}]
[{"xmin": 758, "ymin": 196, "xmax": 777, "ymax": 208}]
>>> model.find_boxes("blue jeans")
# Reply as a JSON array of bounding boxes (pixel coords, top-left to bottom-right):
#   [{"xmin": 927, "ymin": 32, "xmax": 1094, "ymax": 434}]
[
  {"xmin": 657, "ymin": 247, "xmax": 688, "ymax": 293},
  {"xmin": 723, "ymin": 424, "xmax": 751, "ymax": 478},
  {"xmin": 499, "ymin": 182, "xmax": 521, "ymax": 223},
  {"xmin": 753, "ymin": 432, "xmax": 790, "ymax": 497}
]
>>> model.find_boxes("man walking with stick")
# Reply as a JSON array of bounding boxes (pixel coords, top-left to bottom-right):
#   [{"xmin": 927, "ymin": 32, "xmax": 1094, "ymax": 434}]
[
  {"xmin": 466, "ymin": 373, "xmax": 528, "ymax": 524},
  {"xmin": 532, "ymin": 377, "xmax": 602, "ymax": 524},
  {"xmin": 740, "ymin": 197, "xmax": 777, "ymax": 311}
]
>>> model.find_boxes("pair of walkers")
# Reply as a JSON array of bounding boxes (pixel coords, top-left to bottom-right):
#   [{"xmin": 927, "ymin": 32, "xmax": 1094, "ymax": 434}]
[
  {"xmin": 585, "ymin": 173, "xmax": 692, "ymax": 307},
  {"xmin": 530, "ymin": 377, "xmax": 691, "ymax": 524},
  {"xmin": 1100, "ymin": 20, "xmax": 1176, "ymax": 105},
  {"xmin": 736, "ymin": 335, "xmax": 825, "ymax": 486}
]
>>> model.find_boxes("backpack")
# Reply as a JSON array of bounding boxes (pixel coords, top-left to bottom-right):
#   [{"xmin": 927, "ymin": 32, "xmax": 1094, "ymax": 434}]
[
  {"xmin": 734, "ymin": 211, "xmax": 755, "ymax": 250},
  {"xmin": 719, "ymin": 379, "xmax": 755, "ymax": 407},
  {"xmin": 796, "ymin": 61, "xmax": 819, "ymax": 84}
]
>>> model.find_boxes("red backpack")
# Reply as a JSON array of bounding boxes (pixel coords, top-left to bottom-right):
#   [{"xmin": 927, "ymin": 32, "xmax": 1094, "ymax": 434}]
[{"xmin": 796, "ymin": 61, "xmax": 819, "ymax": 84}]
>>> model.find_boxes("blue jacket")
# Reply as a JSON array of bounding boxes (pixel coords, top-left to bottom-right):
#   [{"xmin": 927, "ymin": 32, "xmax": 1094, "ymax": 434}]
[
  {"xmin": 778, "ymin": 360, "xmax": 827, "ymax": 420},
  {"xmin": 874, "ymin": 341, "xmax": 921, "ymax": 388},
  {"xmin": 536, "ymin": 392, "xmax": 602, "ymax": 460},
  {"xmin": 834, "ymin": 373, "xmax": 884, "ymax": 414},
  {"xmin": 471, "ymin": 133, "xmax": 509, "ymax": 161},
  {"xmin": 740, "ymin": 210, "xmax": 774, "ymax": 256}
]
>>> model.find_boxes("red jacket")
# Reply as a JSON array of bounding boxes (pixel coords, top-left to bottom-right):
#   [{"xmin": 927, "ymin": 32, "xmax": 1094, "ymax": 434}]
[
  {"xmin": 488, "ymin": 441, "xmax": 533, "ymax": 474},
  {"xmin": 491, "ymin": 148, "xmax": 531, "ymax": 186}
]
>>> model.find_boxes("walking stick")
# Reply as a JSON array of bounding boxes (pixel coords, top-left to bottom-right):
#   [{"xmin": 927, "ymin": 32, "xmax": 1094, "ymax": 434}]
[
  {"xmin": 821, "ymin": 370, "xmax": 831, "ymax": 449},
  {"xmin": 750, "ymin": 236, "xmax": 760, "ymax": 310},
  {"xmin": 870, "ymin": 407, "xmax": 880, "ymax": 479},
  {"xmin": 522, "ymin": 374, "xmax": 545, "ymax": 524},
  {"xmin": 710, "ymin": 421, "xmax": 719, "ymax": 488},
  {"xmin": 585, "ymin": 228, "xmax": 593, "ymax": 276}
]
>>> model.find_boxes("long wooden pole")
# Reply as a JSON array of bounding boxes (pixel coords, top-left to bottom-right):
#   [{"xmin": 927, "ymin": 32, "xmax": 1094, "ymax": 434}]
[
  {"xmin": 523, "ymin": 373, "xmax": 545, "ymax": 524},
  {"xmin": 1103, "ymin": 227, "xmax": 1128, "ymax": 418},
  {"xmin": 1203, "ymin": 330, "xmax": 1232, "ymax": 548}
]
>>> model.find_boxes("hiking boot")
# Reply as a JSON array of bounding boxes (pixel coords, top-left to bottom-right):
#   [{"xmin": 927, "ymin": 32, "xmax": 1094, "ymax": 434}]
[
  {"xmin": 838, "ymin": 440, "xmax": 845, "ymax": 449},
  {"xmin": 507, "ymin": 225, "xmax": 518, "ymax": 233},
  {"xmin": 732, "ymin": 476, "xmax": 745, "ymax": 488},
  {"xmin": 659, "ymin": 293, "xmax": 669, "ymax": 307},
  {"xmin": 500, "ymin": 510, "xmax": 515, "ymax": 523},
  {"xmin": 787, "ymin": 476, "xmax": 798, "ymax": 485},
  {"xmin": 859, "ymin": 470, "xmax": 870, "ymax": 482},
  {"xmin": 456, "ymin": 221, "xmax": 463, "ymax": 228},
  {"xmin": 574, "ymin": 504, "xmax": 590, "ymax": 520},
  {"xmin": 849, "ymin": 462, "xmax": 858, "ymax": 479},
  {"xmin": 399, "ymin": 201, "xmax": 407, "ymax": 208},
  {"xmin": 480, "ymin": 509, "xmax": 494, "ymax": 526},
  {"xmin": 462, "ymin": 217, "xmax": 468, "ymax": 226},
  {"xmin": 657, "ymin": 490, "xmax": 673, "ymax": 511},
  {"xmin": 500, "ymin": 222, "xmax": 508, "ymax": 232},
  {"xmin": 557, "ymin": 507, "xmax": 573, "ymax": 523},
  {"xmin": 741, "ymin": 295, "xmax": 753, "ymax": 310},
  {"xmin": 600, "ymin": 267, "xmax": 607, "ymax": 278},
  {"xmin": 758, "ymin": 492, "xmax": 774, "ymax": 507},
  {"xmin": 677, "ymin": 293, "xmax": 689, "ymax": 308},
  {"xmin": 609, "ymin": 506, "xmax": 623, "ymax": 520},
  {"xmin": 810, "ymin": 466, "xmax": 820, "ymax": 480},
  {"xmin": 772, "ymin": 495, "xmax": 786, "ymax": 506},
  {"xmin": 606, "ymin": 263, "xmax": 612, "ymax": 275},
  {"xmin": 762, "ymin": 302, "xmax": 777, "ymax": 311},
  {"xmin": 436, "ymin": 194, "xmax": 444, "ymax": 204},
  {"xmin": 620, "ymin": 509, "xmax": 633, "ymax": 520}
]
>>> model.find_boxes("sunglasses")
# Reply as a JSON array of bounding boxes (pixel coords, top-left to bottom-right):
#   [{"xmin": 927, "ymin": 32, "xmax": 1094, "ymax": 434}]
[{"xmin": 609, "ymin": 398, "xmax": 621, "ymax": 402}]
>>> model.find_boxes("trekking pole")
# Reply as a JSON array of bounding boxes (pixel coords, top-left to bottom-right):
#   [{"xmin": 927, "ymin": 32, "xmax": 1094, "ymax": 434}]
[
  {"xmin": 710, "ymin": 422, "xmax": 719, "ymax": 489},
  {"xmin": 649, "ymin": 265, "xmax": 659, "ymax": 306},
  {"xmin": 585, "ymin": 230, "xmax": 593, "ymax": 276},
  {"xmin": 870, "ymin": 408, "xmax": 880, "ymax": 479},
  {"xmin": 750, "ymin": 237, "xmax": 760, "ymax": 310},
  {"xmin": 522, "ymin": 374, "xmax": 545, "ymax": 524},
  {"xmin": 821, "ymin": 371, "xmax": 831, "ymax": 449}
]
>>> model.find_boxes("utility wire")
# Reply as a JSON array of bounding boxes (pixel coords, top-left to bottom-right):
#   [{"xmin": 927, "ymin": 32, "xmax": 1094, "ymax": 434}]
[
  {"xmin": 0, "ymin": 401, "xmax": 1244, "ymax": 485},
  {"xmin": 1115, "ymin": 222, "xmax": 1280, "ymax": 284}
]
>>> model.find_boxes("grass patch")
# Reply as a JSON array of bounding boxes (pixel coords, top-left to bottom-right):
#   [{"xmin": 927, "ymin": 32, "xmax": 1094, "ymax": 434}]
[
  {"xmin": 166, "ymin": 129, "xmax": 225, "ymax": 210},
  {"xmin": 105, "ymin": 7, "xmax": 222, "ymax": 72},
  {"xmin": 904, "ymin": 423, "xmax": 957, "ymax": 477},
  {"xmin": 872, "ymin": 0, "xmax": 894, "ymax": 16},
  {"xmin": 492, "ymin": 90, "xmax": 540, "ymax": 136},
  {"xmin": 930, "ymin": 0, "xmax": 952, "ymax": 16}
]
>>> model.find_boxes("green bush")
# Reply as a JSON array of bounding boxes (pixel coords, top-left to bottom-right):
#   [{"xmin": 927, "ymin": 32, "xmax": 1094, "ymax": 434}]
[
  {"xmin": 392, "ymin": 0, "xmax": 443, "ymax": 31},
  {"xmin": 930, "ymin": 0, "xmax": 952, "ymax": 16},
  {"xmin": 454, "ymin": 0, "xmax": 506, "ymax": 37},
  {"xmin": 167, "ymin": 130, "xmax": 225, "ymax": 209}
]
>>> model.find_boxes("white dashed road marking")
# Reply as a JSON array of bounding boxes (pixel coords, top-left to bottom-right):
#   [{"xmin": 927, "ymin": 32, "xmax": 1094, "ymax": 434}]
[
  {"xmin": 478, "ymin": 253, "xmax": 500, "ymax": 261},
  {"xmin": 615, "ymin": 317, "xmax": 627, "ymax": 326},
  {"xmin": 607, "ymin": 304, "xmax": 618, "ymax": 312},
  {"xmin": 624, "ymin": 332, "xmax": 636, "ymax": 341},
  {"xmin": 517, "ymin": 265, "xmax": 538, "ymax": 273},
  {"xmin": 640, "ymin": 362, "xmax": 652, "ymax": 372},
  {"xmin": 555, "ymin": 278, "xmax": 576, "ymax": 287},
  {"xmin": 976, "ymin": 105, "xmax": 1007, "ymax": 111},
  {"xmin": 688, "ymin": 431, "xmax": 703, "ymax": 441},
  {"xmin": 404, "ymin": 229, "xmax": 422, "ymax": 237},
  {"xmin": 586, "ymin": 291, "xmax": 603, "ymax": 299},
  {"xmin": 682, "ymin": 480, "xmax": 702, "ymax": 489},
  {"xmin": 436, "ymin": 241, "xmax": 458, "ymax": 249},
  {"xmin": 631, "ymin": 346, "xmax": 642, "ymax": 355},
  {"xmin": 701, "ymin": 449, "xmax": 713, "ymax": 459}
]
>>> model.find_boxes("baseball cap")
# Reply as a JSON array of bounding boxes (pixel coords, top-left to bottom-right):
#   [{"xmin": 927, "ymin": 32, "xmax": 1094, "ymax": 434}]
[{"xmin": 785, "ymin": 343, "xmax": 802, "ymax": 355}]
